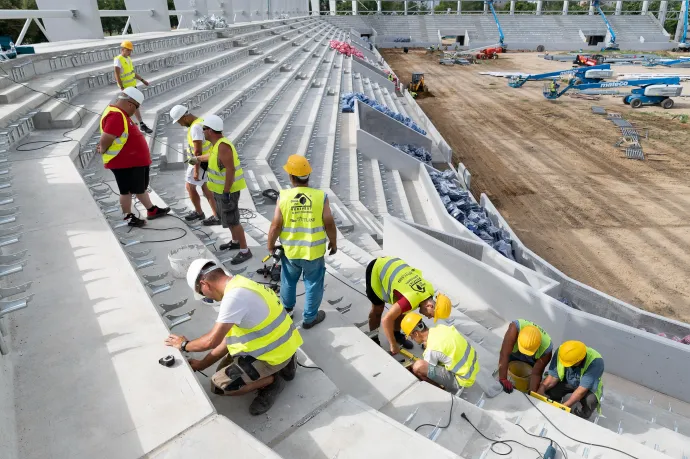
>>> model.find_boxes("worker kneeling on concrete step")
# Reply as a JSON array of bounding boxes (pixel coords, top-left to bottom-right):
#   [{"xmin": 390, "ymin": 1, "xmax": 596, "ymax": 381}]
[
  {"xmin": 538, "ymin": 340, "xmax": 604, "ymax": 419},
  {"xmin": 164, "ymin": 259, "xmax": 303, "ymax": 416},
  {"xmin": 366, "ymin": 256, "xmax": 451, "ymax": 355},
  {"xmin": 402, "ymin": 313, "xmax": 479, "ymax": 393},
  {"xmin": 497, "ymin": 319, "xmax": 553, "ymax": 394}
]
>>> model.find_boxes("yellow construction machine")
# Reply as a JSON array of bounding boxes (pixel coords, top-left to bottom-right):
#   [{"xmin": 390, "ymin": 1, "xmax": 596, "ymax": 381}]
[{"xmin": 408, "ymin": 72, "xmax": 425, "ymax": 94}]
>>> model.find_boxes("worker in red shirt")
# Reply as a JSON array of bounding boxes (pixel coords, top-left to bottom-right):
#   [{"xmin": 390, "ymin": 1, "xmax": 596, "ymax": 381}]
[{"xmin": 98, "ymin": 87, "xmax": 170, "ymax": 227}]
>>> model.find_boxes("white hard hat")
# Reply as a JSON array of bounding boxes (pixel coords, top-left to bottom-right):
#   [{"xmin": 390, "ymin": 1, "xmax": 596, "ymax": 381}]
[
  {"xmin": 169, "ymin": 105, "xmax": 188, "ymax": 124},
  {"xmin": 186, "ymin": 258, "xmax": 218, "ymax": 300},
  {"xmin": 120, "ymin": 86, "xmax": 144, "ymax": 105},
  {"xmin": 202, "ymin": 114, "xmax": 224, "ymax": 132}
]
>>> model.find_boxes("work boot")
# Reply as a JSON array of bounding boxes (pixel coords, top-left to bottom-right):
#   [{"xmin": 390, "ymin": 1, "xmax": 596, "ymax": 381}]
[
  {"xmin": 230, "ymin": 250, "xmax": 253, "ymax": 265},
  {"xmin": 371, "ymin": 335, "xmax": 381, "ymax": 346},
  {"xmin": 147, "ymin": 205, "xmax": 170, "ymax": 220},
  {"xmin": 249, "ymin": 376, "xmax": 285, "ymax": 416},
  {"xmin": 279, "ymin": 355, "xmax": 297, "ymax": 381},
  {"xmin": 219, "ymin": 240, "xmax": 240, "ymax": 251},
  {"xmin": 125, "ymin": 213, "xmax": 145, "ymax": 228},
  {"xmin": 139, "ymin": 122, "xmax": 153, "ymax": 134},
  {"xmin": 202, "ymin": 215, "xmax": 221, "ymax": 226},
  {"xmin": 303, "ymin": 310, "xmax": 326, "ymax": 329},
  {"xmin": 394, "ymin": 331, "xmax": 414, "ymax": 350},
  {"xmin": 185, "ymin": 211, "xmax": 204, "ymax": 221}
]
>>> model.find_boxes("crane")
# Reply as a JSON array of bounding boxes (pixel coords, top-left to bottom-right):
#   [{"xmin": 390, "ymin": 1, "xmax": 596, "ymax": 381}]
[
  {"xmin": 543, "ymin": 76, "xmax": 683, "ymax": 109},
  {"xmin": 592, "ymin": 0, "xmax": 619, "ymax": 51},
  {"xmin": 486, "ymin": 0, "xmax": 506, "ymax": 49},
  {"xmin": 508, "ymin": 64, "xmax": 613, "ymax": 88}
]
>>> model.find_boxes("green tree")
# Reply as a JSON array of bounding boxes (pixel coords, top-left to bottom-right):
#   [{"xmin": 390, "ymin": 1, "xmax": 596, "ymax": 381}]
[{"xmin": 0, "ymin": 0, "xmax": 48, "ymax": 45}]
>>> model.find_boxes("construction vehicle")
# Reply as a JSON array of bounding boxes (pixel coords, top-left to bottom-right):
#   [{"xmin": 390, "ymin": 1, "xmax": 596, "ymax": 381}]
[
  {"xmin": 673, "ymin": 0, "xmax": 689, "ymax": 51},
  {"xmin": 486, "ymin": 0, "xmax": 506, "ymax": 51},
  {"xmin": 508, "ymin": 64, "xmax": 613, "ymax": 88},
  {"xmin": 592, "ymin": 0, "xmax": 620, "ymax": 50},
  {"xmin": 543, "ymin": 76, "xmax": 682, "ymax": 109},
  {"xmin": 408, "ymin": 72, "xmax": 425, "ymax": 93},
  {"xmin": 574, "ymin": 54, "xmax": 604, "ymax": 66}
]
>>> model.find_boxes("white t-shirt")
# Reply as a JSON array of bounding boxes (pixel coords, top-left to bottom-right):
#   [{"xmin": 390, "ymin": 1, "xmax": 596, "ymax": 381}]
[
  {"xmin": 217, "ymin": 286, "xmax": 270, "ymax": 329},
  {"xmin": 113, "ymin": 56, "xmax": 123, "ymax": 69},
  {"xmin": 189, "ymin": 122, "xmax": 205, "ymax": 142}
]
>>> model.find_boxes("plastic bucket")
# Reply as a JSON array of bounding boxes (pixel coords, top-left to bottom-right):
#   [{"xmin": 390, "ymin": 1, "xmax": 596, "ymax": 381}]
[
  {"xmin": 168, "ymin": 244, "xmax": 206, "ymax": 279},
  {"xmin": 508, "ymin": 361, "xmax": 533, "ymax": 393}
]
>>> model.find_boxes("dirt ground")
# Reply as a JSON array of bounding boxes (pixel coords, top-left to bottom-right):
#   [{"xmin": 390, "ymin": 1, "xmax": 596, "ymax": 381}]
[{"xmin": 381, "ymin": 50, "xmax": 690, "ymax": 324}]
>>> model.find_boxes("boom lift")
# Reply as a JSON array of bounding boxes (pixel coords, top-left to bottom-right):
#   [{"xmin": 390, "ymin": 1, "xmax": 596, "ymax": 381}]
[
  {"xmin": 675, "ymin": 0, "xmax": 689, "ymax": 51},
  {"xmin": 543, "ymin": 76, "xmax": 682, "ymax": 109},
  {"xmin": 486, "ymin": 0, "xmax": 507, "ymax": 54},
  {"xmin": 592, "ymin": 0, "xmax": 620, "ymax": 51},
  {"xmin": 508, "ymin": 64, "xmax": 613, "ymax": 88}
]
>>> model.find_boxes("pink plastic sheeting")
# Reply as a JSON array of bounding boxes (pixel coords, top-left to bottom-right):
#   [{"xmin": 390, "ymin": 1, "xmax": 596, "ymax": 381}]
[{"xmin": 330, "ymin": 40, "xmax": 364, "ymax": 59}]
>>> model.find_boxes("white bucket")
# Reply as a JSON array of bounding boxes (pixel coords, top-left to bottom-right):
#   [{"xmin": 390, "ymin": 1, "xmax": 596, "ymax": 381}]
[{"xmin": 168, "ymin": 244, "xmax": 206, "ymax": 279}]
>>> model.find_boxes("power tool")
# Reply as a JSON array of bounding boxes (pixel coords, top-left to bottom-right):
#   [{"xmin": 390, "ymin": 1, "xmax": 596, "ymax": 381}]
[{"xmin": 257, "ymin": 246, "xmax": 284, "ymax": 292}]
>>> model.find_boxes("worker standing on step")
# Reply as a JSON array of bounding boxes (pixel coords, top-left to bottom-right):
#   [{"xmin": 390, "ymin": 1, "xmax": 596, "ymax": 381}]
[
  {"xmin": 497, "ymin": 319, "xmax": 553, "ymax": 394},
  {"xmin": 538, "ymin": 340, "xmax": 604, "ymax": 419},
  {"xmin": 97, "ymin": 87, "xmax": 170, "ymax": 227},
  {"xmin": 401, "ymin": 313, "xmax": 479, "ymax": 393},
  {"xmin": 267, "ymin": 155, "xmax": 338, "ymax": 329},
  {"xmin": 189, "ymin": 114, "xmax": 252, "ymax": 265},
  {"xmin": 169, "ymin": 105, "xmax": 220, "ymax": 226},
  {"xmin": 165, "ymin": 259, "xmax": 303, "ymax": 415},
  {"xmin": 113, "ymin": 40, "xmax": 153, "ymax": 134},
  {"xmin": 365, "ymin": 256, "xmax": 451, "ymax": 355}
]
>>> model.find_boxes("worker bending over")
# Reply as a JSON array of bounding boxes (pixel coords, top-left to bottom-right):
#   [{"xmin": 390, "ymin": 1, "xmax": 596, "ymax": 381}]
[
  {"xmin": 169, "ymin": 105, "xmax": 220, "ymax": 226},
  {"xmin": 113, "ymin": 40, "xmax": 152, "ymax": 134},
  {"xmin": 165, "ymin": 259, "xmax": 303, "ymax": 415},
  {"xmin": 538, "ymin": 340, "xmax": 604, "ymax": 419},
  {"xmin": 365, "ymin": 256, "xmax": 451, "ymax": 354},
  {"xmin": 497, "ymin": 319, "xmax": 553, "ymax": 393},
  {"xmin": 402, "ymin": 313, "xmax": 479, "ymax": 393}
]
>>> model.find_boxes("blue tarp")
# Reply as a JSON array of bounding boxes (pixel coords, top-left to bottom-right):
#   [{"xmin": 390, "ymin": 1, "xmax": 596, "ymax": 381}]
[
  {"xmin": 340, "ymin": 92, "xmax": 428, "ymax": 136},
  {"xmin": 391, "ymin": 143, "xmax": 432, "ymax": 165}
]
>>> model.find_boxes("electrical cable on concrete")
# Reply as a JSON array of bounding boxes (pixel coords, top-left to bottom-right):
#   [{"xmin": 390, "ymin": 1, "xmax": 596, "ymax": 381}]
[
  {"xmin": 460, "ymin": 411, "xmax": 545, "ymax": 459},
  {"xmin": 522, "ymin": 392, "xmax": 640, "ymax": 459},
  {"xmin": 296, "ymin": 359, "xmax": 324, "ymax": 373},
  {"xmin": 414, "ymin": 392, "xmax": 454, "ymax": 432}
]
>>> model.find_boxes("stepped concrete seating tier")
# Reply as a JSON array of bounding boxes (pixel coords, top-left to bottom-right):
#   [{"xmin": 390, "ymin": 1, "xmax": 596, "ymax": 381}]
[{"xmin": 1, "ymin": 14, "xmax": 690, "ymax": 459}]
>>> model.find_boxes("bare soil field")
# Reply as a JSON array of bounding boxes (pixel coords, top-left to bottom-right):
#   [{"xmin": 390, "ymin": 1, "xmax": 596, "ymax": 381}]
[{"xmin": 381, "ymin": 49, "xmax": 690, "ymax": 324}]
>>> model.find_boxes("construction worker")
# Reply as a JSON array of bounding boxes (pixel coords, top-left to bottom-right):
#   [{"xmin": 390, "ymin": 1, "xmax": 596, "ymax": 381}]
[
  {"xmin": 97, "ymin": 87, "xmax": 170, "ymax": 227},
  {"xmin": 267, "ymin": 155, "xmax": 338, "ymax": 329},
  {"xmin": 549, "ymin": 79, "xmax": 559, "ymax": 95},
  {"xmin": 365, "ymin": 256, "xmax": 451, "ymax": 354},
  {"xmin": 497, "ymin": 319, "xmax": 553, "ymax": 394},
  {"xmin": 113, "ymin": 40, "xmax": 153, "ymax": 134},
  {"xmin": 401, "ymin": 313, "xmax": 479, "ymax": 393},
  {"xmin": 169, "ymin": 105, "xmax": 220, "ymax": 226},
  {"xmin": 538, "ymin": 340, "xmax": 604, "ymax": 419},
  {"xmin": 165, "ymin": 259, "xmax": 303, "ymax": 415},
  {"xmin": 188, "ymin": 115, "xmax": 252, "ymax": 264}
]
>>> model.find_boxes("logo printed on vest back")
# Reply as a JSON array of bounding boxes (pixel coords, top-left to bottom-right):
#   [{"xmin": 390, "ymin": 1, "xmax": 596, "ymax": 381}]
[{"xmin": 288, "ymin": 193, "xmax": 316, "ymax": 223}]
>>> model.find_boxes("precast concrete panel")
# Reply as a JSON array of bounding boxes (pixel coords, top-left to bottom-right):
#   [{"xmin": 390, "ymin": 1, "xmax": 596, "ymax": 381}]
[{"xmin": 125, "ymin": 0, "xmax": 171, "ymax": 33}]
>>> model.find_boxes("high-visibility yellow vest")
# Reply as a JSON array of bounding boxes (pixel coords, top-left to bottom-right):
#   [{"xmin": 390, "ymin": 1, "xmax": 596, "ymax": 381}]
[
  {"xmin": 206, "ymin": 137, "xmax": 246, "ymax": 194},
  {"xmin": 557, "ymin": 347, "xmax": 604, "ymax": 407},
  {"xmin": 99, "ymin": 106, "xmax": 129, "ymax": 165},
  {"xmin": 224, "ymin": 275, "xmax": 303, "ymax": 366},
  {"xmin": 512, "ymin": 319, "xmax": 552, "ymax": 360},
  {"xmin": 278, "ymin": 187, "xmax": 327, "ymax": 261},
  {"xmin": 116, "ymin": 55, "xmax": 136, "ymax": 88},
  {"xmin": 426, "ymin": 325, "xmax": 480, "ymax": 388},
  {"xmin": 186, "ymin": 117, "xmax": 212, "ymax": 160},
  {"xmin": 370, "ymin": 257, "xmax": 434, "ymax": 309}
]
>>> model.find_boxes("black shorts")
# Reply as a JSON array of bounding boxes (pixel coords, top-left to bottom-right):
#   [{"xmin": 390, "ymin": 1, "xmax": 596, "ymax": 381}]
[
  {"xmin": 213, "ymin": 191, "xmax": 241, "ymax": 228},
  {"xmin": 366, "ymin": 259, "xmax": 385, "ymax": 307},
  {"xmin": 111, "ymin": 166, "xmax": 150, "ymax": 195}
]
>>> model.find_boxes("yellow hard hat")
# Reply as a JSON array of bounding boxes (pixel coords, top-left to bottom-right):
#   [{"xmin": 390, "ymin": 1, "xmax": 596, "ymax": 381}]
[
  {"xmin": 283, "ymin": 154, "xmax": 312, "ymax": 177},
  {"xmin": 121, "ymin": 40, "xmax": 134, "ymax": 50},
  {"xmin": 517, "ymin": 325, "xmax": 542, "ymax": 356},
  {"xmin": 558, "ymin": 340, "xmax": 587, "ymax": 367},
  {"xmin": 401, "ymin": 312, "xmax": 424, "ymax": 337},
  {"xmin": 433, "ymin": 293, "xmax": 451, "ymax": 323}
]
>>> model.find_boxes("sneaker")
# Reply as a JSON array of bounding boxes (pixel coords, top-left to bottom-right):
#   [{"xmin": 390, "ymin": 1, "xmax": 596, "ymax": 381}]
[
  {"xmin": 249, "ymin": 375, "xmax": 285, "ymax": 416},
  {"xmin": 147, "ymin": 205, "xmax": 170, "ymax": 220},
  {"xmin": 125, "ymin": 213, "xmax": 145, "ymax": 227},
  {"xmin": 185, "ymin": 211, "xmax": 205, "ymax": 221},
  {"xmin": 394, "ymin": 331, "xmax": 414, "ymax": 350},
  {"xmin": 230, "ymin": 250, "xmax": 253, "ymax": 265},
  {"xmin": 279, "ymin": 355, "xmax": 297, "ymax": 381},
  {"xmin": 219, "ymin": 241, "xmax": 240, "ymax": 251},
  {"xmin": 202, "ymin": 215, "xmax": 221, "ymax": 226},
  {"xmin": 139, "ymin": 122, "xmax": 153, "ymax": 134},
  {"xmin": 303, "ymin": 310, "xmax": 326, "ymax": 329}
]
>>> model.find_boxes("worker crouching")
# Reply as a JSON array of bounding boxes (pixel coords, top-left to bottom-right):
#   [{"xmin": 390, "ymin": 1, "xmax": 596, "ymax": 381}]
[
  {"xmin": 538, "ymin": 340, "xmax": 604, "ymax": 419},
  {"xmin": 497, "ymin": 319, "xmax": 553, "ymax": 394},
  {"xmin": 402, "ymin": 313, "xmax": 480, "ymax": 393}
]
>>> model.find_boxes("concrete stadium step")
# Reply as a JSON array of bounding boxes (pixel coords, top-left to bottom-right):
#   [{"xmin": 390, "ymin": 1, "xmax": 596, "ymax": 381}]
[
  {"xmin": 380, "ymin": 165, "xmax": 414, "ymax": 221},
  {"xmin": 602, "ymin": 388, "xmax": 690, "ymax": 436},
  {"xmin": 603, "ymin": 372, "xmax": 690, "ymax": 421},
  {"xmin": 401, "ymin": 178, "xmax": 433, "ymax": 227}
]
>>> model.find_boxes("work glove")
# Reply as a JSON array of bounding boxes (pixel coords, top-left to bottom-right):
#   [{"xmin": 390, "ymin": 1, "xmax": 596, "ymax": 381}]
[
  {"xmin": 499, "ymin": 378, "xmax": 514, "ymax": 394},
  {"xmin": 186, "ymin": 156, "xmax": 199, "ymax": 166}
]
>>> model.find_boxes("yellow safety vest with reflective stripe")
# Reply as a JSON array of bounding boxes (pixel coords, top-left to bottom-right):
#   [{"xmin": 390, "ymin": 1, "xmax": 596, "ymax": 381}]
[
  {"xmin": 99, "ymin": 106, "xmax": 129, "ymax": 165},
  {"xmin": 557, "ymin": 347, "xmax": 604, "ymax": 408},
  {"xmin": 425, "ymin": 325, "xmax": 480, "ymax": 388},
  {"xmin": 224, "ymin": 275, "xmax": 303, "ymax": 366},
  {"xmin": 116, "ymin": 55, "xmax": 136, "ymax": 88},
  {"xmin": 512, "ymin": 319, "xmax": 552, "ymax": 360},
  {"xmin": 206, "ymin": 137, "xmax": 246, "ymax": 194},
  {"xmin": 186, "ymin": 117, "xmax": 212, "ymax": 160},
  {"xmin": 370, "ymin": 257, "xmax": 434, "ymax": 309},
  {"xmin": 278, "ymin": 187, "xmax": 327, "ymax": 261}
]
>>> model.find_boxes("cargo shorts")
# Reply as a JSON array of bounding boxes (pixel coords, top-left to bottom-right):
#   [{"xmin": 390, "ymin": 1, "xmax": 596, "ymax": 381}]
[{"xmin": 211, "ymin": 353, "xmax": 290, "ymax": 395}]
